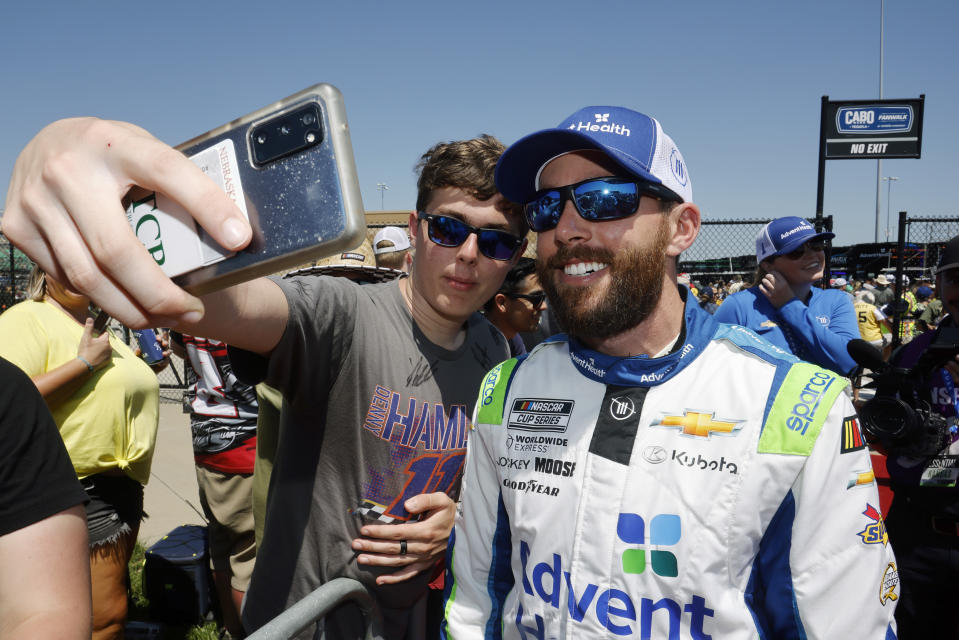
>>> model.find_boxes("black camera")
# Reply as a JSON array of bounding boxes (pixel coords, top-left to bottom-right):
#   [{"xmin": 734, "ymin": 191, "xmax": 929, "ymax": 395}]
[
  {"xmin": 249, "ymin": 103, "xmax": 324, "ymax": 166},
  {"xmin": 849, "ymin": 328, "xmax": 959, "ymax": 457}
]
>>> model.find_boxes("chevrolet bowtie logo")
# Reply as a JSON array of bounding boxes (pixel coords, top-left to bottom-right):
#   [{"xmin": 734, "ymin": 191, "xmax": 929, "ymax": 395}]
[{"xmin": 655, "ymin": 411, "xmax": 744, "ymax": 438}]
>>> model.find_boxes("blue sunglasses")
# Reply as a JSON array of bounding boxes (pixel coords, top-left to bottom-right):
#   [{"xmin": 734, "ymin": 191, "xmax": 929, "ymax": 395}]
[
  {"xmin": 524, "ymin": 177, "xmax": 681, "ymax": 232},
  {"xmin": 417, "ymin": 212, "xmax": 523, "ymax": 261}
]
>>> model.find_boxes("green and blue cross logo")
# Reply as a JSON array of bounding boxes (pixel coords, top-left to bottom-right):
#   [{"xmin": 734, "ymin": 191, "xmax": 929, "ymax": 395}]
[{"xmin": 617, "ymin": 513, "xmax": 682, "ymax": 577}]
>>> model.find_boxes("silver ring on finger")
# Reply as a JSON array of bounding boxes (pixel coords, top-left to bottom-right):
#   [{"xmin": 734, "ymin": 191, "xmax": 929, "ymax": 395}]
[{"xmin": 399, "ymin": 540, "xmax": 408, "ymax": 555}]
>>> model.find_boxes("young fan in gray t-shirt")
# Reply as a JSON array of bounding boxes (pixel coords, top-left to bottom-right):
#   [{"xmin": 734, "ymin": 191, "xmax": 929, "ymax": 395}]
[{"xmin": 4, "ymin": 119, "xmax": 528, "ymax": 638}]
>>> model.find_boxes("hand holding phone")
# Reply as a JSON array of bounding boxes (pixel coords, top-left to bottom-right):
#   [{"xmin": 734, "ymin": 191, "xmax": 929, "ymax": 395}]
[
  {"xmin": 3, "ymin": 84, "xmax": 364, "ymax": 329},
  {"xmin": 3, "ymin": 118, "xmax": 248, "ymax": 328}
]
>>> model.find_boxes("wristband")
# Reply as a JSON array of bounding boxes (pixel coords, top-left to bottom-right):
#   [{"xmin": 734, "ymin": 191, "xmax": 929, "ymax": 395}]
[{"xmin": 77, "ymin": 356, "xmax": 95, "ymax": 373}]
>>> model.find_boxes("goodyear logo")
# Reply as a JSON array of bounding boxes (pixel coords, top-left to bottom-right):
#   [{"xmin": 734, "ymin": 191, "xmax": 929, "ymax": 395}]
[
  {"xmin": 508, "ymin": 398, "xmax": 574, "ymax": 433},
  {"xmin": 836, "ymin": 105, "xmax": 913, "ymax": 134},
  {"xmin": 787, "ymin": 371, "xmax": 834, "ymax": 435}
]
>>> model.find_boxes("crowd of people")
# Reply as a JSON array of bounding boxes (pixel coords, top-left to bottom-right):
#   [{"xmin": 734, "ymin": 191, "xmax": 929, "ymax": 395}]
[{"xmin": 0, "ymin": 102, "xmax": 956, "ymax": 640}]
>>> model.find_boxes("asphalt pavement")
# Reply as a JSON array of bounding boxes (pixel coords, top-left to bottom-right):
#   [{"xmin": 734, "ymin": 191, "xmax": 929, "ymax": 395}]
[{"xmin": 139, "ymin": 399, "xmax": 206, "ymax": 546}]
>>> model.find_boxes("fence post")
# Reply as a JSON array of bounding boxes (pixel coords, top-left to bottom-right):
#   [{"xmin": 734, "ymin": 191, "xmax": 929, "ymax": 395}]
[{"xmin": 891, "ymin": 210, "xmax": 908, "ymax": 350}]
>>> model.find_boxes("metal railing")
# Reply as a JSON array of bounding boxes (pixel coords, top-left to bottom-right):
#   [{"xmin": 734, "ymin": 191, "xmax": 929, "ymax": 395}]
[{"xmin": 245, "ymin": 578, "xmax": 383, "ymax": 640}]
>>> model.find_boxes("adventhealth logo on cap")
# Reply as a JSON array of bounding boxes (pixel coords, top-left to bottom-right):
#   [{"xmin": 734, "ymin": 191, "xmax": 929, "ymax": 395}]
[
  {"xmin": 568, "ymin": 113, "xmax": 632, "ymax": 137},
  {"xmin": 780, "ymin": 222, "xmax": 813, "ymax": 240},
  {"xmin": 618, "ymin": 512, "xmax": 681, "ymax": 577}
]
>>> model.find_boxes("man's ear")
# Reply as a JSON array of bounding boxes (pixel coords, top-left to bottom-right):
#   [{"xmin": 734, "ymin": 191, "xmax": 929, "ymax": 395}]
[
  {"xmin": 494, "ymin": 293, "xmax": 510, "ymax": 314},
  {"xmin": 407, "ymin": 211, "xmax": 419, "ymax": 250},
  {"xmin": 665, "ymin": 202, "xmax": 701, "ymax": 257}
]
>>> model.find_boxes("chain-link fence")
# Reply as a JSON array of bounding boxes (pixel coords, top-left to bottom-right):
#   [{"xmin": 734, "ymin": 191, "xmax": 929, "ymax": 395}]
[
  {"xmin": 677, "ymin": 216, "xmax": 835, "ymax": 283},
  {"xmin": 0, "ymin": 234, "xmax": 32, "ymax": 313},
  {"xmin": 3, "ymin": 212, "xmax": 956, "ymax": 390}
]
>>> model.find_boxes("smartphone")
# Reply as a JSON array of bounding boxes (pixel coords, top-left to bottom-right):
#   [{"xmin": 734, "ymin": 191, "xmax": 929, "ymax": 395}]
[
  {"xmin": 124, "ymin": 83, "xmax": 366, "ymax": 296},
  {"xmin": 92, "ymin": 310, "xmax": 111, "ymax": 335}
]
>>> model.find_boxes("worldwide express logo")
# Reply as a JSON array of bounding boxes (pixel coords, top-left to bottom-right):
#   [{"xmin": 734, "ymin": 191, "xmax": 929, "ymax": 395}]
[{"xmin": 618, "ymin": 513, "xmax": 681, "ymax": 577}]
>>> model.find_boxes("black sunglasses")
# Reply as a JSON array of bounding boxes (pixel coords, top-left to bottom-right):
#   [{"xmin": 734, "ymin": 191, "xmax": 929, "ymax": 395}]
[
  {"xmin": 782, "ymin": 240, "xmax": 827, "ymax": 260},
  {"xmin": 524, "ymin": 177, "xmax": 681, "ymax": 232},
  {"xmin": 417, "ymin": 212, "xmax": 523, "ymax": 261},
  {"xmin": 508, "ymin": 291, "xmax": 547, "ymax": 307}
]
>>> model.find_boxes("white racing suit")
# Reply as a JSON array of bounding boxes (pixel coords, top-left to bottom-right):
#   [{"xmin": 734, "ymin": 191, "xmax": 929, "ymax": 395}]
[{"xmin": 443, "ymin": 296, "xmax": 898, "ymax": 639}]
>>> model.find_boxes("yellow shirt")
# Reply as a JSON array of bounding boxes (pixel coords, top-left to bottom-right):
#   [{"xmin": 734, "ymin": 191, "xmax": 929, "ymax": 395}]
[
  {"xmin": 853, "ymin": 301, "xmax": 884, "ymax": 343},
  {"xmin": 0, "ymin": 300, "xmax": 159, "ymax": 483}
]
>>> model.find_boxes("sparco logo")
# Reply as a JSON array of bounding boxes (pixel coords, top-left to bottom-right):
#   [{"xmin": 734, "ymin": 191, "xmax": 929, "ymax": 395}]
[
  {"xmin": 788, "ymin": 371, "xmax": 835, "ymax": 435},
  {"xmin": 567, "ymin": 113, "xmax": 631, "ymax": 137},
  {"xmin": 609, "ymin": 395, "xmax": 636, "ymax": 421},
  {"xmin": 503, "ymin": 478, "xmax": 559, "ymax": 496},
  {"xmin": 481, "ymin": 365, "xmax": 501, "ymax": 406},
  {"xmin": 570, "ymin": 352, "xmax": 606, "ymax": 378},
  {"xmin": 534, "ymin": 457, "xmax": 576, "ymax": 477},
  {"xmin": 671, "ymin": 450, "xmax": 738, "ymax": 474}
]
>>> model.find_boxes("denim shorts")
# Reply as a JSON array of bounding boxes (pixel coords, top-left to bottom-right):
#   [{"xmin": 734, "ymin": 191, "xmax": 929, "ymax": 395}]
[{"xmin": 80, "ymin": 473, "xmax": 144, "ymax": 547}]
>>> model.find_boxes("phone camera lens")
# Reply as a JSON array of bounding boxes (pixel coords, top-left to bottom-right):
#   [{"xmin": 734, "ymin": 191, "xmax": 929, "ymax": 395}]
[
  {"xmin": 256, "ymin": 133, "xmax": 267, "ymax": 145},
  {"xmin": 301, "ymin": 112, "xmax": 316, "ymax": 126}
]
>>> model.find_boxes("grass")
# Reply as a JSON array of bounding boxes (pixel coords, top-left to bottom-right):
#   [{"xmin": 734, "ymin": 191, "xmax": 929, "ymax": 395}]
[{"xmin": 128, "ymin": 541, "xmax": 222, "ymax": 640}]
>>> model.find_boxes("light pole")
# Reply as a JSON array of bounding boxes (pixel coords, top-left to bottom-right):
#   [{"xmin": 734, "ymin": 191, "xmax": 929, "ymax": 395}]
[
  {"xmin": 874, "ymin": 0, "xmax": 885, "ymax": 243},
  {"xmin": 882, "ymin": 176, "xmax": 898, "ymax": 242},
  {"xmin": 376, "ymin": 183, "xmax": 390, "ymax": 210}
]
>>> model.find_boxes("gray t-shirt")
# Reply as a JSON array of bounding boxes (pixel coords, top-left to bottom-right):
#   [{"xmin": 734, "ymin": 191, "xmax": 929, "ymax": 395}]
[{"xmin": 237, "ymin": 276, "xmax": 508, "ymax": 639}]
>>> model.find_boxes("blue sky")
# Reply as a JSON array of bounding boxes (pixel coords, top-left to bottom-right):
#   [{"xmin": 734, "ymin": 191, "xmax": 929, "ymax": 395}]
[{"xmin": 1, "ymin": 0, "xmax": 956, "ymax": 246}]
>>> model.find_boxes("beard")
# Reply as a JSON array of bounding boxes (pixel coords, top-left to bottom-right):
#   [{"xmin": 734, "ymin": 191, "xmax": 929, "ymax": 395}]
[{"xmin": 537, "ymin": 218, "xmax": 671, "ymax": 342}]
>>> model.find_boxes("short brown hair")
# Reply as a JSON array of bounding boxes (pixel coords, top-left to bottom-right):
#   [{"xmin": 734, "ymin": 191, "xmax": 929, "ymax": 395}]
[
  {"xmin": 415, "ymin": 134, "xmax": 525, "ymax": 233},
  {"xmin": 374, "ymin": 247, "xmax": 409, "ymax": 270}
]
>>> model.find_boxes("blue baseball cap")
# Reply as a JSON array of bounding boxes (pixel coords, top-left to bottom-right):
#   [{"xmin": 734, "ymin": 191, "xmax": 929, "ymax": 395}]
[
  {"xmin": 495, "ymin": 106, "xmax": 692, "ymax": 205},
  {"xmin": 755, "ymin": 216, "xmax": 835, "ymax": 263}
]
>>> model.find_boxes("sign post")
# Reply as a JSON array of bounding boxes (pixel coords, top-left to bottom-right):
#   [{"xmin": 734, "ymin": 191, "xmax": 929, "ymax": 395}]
[{"xmin": 815, "ymin": 95, "xmax": 924, "ymax": 284}]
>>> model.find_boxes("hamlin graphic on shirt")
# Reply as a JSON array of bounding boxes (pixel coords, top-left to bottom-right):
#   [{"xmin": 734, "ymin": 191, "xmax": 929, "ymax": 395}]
[{"xmin": 354, "ymin": 383, "xmax": 469, "ymax": 522}]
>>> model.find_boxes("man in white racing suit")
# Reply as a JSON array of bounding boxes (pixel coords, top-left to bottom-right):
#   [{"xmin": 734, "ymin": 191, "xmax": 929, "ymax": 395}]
[{"xmin": 442, "ymin": 106, "xmax": 898, "ymax": 639}]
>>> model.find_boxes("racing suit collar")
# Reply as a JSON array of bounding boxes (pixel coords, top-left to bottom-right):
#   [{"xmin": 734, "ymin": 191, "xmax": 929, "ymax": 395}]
[{"xmin": 564, "ymin": 286, "xmax": 719, "ymax": 387}]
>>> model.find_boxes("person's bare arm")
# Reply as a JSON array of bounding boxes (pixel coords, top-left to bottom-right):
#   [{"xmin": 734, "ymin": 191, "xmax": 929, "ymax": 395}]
[
  {"xmin": 0, "ymin": 506, "xmax": 91, "ymax": 640},
  {"xmin": 31, "ymin": 318, "xmax": 111, "ymax": 400},
  {"xmin": 2, "ymin": 118, "xmax": 252, "ymax": 329}
]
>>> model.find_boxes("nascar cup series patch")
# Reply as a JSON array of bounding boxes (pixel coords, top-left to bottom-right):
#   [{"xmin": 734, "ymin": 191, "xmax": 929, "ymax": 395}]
[{"xmin": 508, "ymin": 399, "xmax": 574, "ymax": 433}]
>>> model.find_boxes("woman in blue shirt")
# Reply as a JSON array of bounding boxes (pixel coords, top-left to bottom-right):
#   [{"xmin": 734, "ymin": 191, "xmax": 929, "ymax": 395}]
[{"xmin": 715, "ymin": 216, "xmax": 858, "ymax": 375}]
